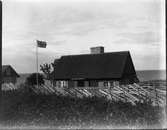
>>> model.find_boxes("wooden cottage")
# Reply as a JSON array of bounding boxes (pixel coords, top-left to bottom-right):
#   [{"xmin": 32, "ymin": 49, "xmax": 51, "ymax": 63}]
[
  {"xmin": 2, "ymin": 65, "xmax": 20, "ymax": 84},
  {"xmin": 52, "ymin": 47, "xmax": 139, "ymax": 88}
]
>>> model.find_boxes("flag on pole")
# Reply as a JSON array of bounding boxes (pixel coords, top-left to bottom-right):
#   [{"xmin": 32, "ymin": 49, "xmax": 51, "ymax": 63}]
[{"xmin": 37, "ymin": 40, "xmax": 47, "ymax": 48}]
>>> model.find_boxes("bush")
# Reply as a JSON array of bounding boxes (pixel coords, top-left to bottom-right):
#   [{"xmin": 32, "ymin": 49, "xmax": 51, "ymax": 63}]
[{"xmin": 26, "ymin": 73, "xmax": 44, "ymax": 86}]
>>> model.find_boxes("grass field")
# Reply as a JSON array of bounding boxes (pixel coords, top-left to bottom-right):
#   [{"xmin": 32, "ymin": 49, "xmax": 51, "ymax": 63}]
[{"xmin": 0, "ymin": 90, "xmax": 165, "ymax": 128}]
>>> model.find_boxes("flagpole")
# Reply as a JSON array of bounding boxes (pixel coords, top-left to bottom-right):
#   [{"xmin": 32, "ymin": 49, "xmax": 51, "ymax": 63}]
[
  {"xmin": 36, "ymin": 40, "xmax": 47, "ymax": 88},
  {"xmin": 36, "ymin": 41, "xmax": 38, "ymax": 88}
]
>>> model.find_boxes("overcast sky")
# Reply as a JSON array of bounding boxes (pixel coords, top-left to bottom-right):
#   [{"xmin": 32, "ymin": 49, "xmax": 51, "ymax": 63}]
[{"xmin": 2, "ymin": 0, "xmax": 165, "ymax": 73}]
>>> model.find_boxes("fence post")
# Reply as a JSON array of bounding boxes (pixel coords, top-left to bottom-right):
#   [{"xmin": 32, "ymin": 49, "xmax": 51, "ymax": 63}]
[
  {"xmin": 120, "ymin": 85, "xmax": 126, "ymax": 102},
  {"xmin": 109, "ymin": 81, "xmax": 112, "ymax": 100},
  {"xmin": 154, "ymin": 85, "xmax": 159, "ymax": 106}
]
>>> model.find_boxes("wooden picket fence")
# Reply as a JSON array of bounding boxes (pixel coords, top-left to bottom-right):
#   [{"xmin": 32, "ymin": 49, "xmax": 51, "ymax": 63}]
[
  {"xmin": 32, "ymin": 81, "xmax": 166, "ymax": 106},
  {"xmin": 2, "ymin": 80, "xmax": 166, "ymax": 106}
]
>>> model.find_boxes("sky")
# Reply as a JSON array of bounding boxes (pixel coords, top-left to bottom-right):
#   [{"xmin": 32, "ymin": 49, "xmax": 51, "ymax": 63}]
[{"xmin": 2, "ymin": 0, "xmax": 166, "ymax": 73}]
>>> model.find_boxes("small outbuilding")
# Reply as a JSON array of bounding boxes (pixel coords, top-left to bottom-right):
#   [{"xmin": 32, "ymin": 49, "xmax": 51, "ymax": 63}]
[
  {"xmin": 52, "ymin": 47, "xmax": 139, "ymax": 87},
  {"xmin": 2, "ymin": 65, "xmax": 20, "ymax": 84}
]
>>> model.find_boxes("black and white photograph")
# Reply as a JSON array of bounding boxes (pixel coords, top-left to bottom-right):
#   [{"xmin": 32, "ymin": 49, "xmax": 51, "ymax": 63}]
[{"xmin": 0, "ymin": 0, "xmax": 166, "ymax": 129}]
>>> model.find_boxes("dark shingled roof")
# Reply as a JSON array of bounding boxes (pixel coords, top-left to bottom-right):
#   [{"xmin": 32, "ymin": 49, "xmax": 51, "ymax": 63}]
[
  {"xmin": 53, "ymin": 51, "xmax": 137, "ymax": 80},
  {"xmin": 2, "ymin": 65, "xmax": 20, "ymax": 77}
]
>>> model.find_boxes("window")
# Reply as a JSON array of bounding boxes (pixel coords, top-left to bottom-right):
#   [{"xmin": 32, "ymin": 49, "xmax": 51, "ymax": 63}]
[
  {"xmin": 60, "ymin": 81, "xmax": 67, "ymax": 87},
  {"xmin": 89, "ymin": 81, "xmax": 98, "ymax": 87},
  {"xmin": 104, "ymin": 81, "xmax": 114, "ymax": 87},
  {"xmin": 110, "ymin": 81, "xmax": 113, "ymax": 86},
  {"xmin": 104, "ymin": 81, "xmax": 108, "ymax": 87},
  {"xmin": 77, "ymin": 81, "xmax": 85, "ymax": 87},
  {"xmin": 113, "ymin": 81, "xmax": 119, "ymax": 86}
]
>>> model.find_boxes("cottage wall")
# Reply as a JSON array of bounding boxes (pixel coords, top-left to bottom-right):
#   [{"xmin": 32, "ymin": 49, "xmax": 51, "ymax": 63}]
[
  {"xmin": 98, "ymin": 81, "xmax": 104, "ymax": 87},
  {"xmin": 74, "ymin": 81, "xmax": 77, "ymax": 87},
  {"xmin": 85, "ymin": 81, "xmax": 89, "ymax": 87},
  {"xmin": 68, "ymin": 81, "xmax": 75, "ymax": 88}
]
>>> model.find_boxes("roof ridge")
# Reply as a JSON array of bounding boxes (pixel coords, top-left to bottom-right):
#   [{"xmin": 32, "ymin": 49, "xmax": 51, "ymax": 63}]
[
  {"xmin": 2, "ymin": 65, "xmax": 11, "ymax": 67},
  {"xmin": 61, "ymin": 51, "xmax": 130, "ymax": 58}
]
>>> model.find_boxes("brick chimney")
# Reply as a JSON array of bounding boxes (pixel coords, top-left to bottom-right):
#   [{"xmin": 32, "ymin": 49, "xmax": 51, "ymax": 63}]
[{"xmin": 90, "ymin": 46, "xmax": 104, "ymax": 54}]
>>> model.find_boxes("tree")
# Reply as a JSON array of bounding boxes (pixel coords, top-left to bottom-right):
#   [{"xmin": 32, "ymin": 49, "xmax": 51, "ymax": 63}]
[
  {"xmin": 26, "ymin": 73, "xmax": 44, "ymax": 86},
  {"xmin": 40, "ymin": 59, "xmax": 59, "ymax": 80},
  {"xmin": 40, "ymin": 63, "xmax": 52, "ymax": 80}
]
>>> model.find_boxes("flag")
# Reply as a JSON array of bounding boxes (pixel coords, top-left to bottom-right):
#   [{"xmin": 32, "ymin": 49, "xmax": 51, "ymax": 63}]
[{"xmin": 37, "ymin": 40, "xmax": 47, "ymax": 48}]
